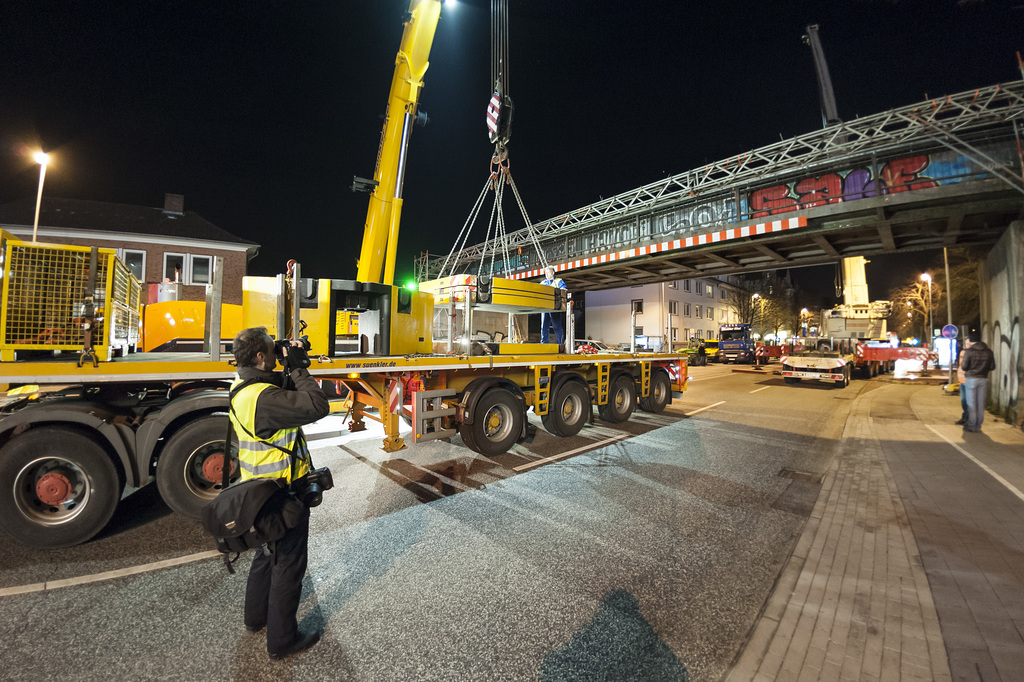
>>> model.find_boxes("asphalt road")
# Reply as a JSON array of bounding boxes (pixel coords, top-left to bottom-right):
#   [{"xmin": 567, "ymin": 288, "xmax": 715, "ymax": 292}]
[{"xmin": 0, "ymin": 364, "xmax": 864, "ymax": 681}]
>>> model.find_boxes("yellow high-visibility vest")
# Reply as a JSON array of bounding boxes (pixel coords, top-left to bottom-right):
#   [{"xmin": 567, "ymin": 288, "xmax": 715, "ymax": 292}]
[{"xmin": 229, "ymin": 380, "xmax": 311, "ymax": 484}]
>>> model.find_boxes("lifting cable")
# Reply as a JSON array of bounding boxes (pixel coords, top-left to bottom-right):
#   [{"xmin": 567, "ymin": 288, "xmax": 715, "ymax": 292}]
[{"xmin": 438, "ymin": 0, "xmax": 551, "ymax": 280}]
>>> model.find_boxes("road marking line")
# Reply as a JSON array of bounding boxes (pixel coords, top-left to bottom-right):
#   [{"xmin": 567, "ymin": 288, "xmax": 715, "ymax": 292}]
[
  {"xmin": 749, "ymin": 386, "xmax": 771, "ymax": 394},
  {"xmin": 683, "ymin": 400, "xmax": 726, "ymax": 417},
  {"xmin": 0, "ymin": 550, "xmax": 221, "ymax": 598},
  {"xmin": 924, "ymin": 424, "xmax": 1024, "ymax": 503},
  {"xmin": 513, "ymin": 433, "xmax": 631, "ymax": 472}
]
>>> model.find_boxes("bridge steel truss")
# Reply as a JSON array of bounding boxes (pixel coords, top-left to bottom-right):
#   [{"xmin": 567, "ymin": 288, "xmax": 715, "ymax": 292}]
[{"xmin": 416, "ymin": 82, "xmax": 1024, "ymax": 291}]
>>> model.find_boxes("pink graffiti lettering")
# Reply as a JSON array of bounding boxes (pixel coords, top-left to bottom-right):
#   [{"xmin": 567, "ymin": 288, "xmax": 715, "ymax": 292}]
[
  {"xmin": 880, "ymin": 155, "xmax": 938, "ymax": 193},
  {"xmin": 794, "ymin": 174, "xmax": 844, "ymax": 209},
  {"xmin": 750, "ymin": 185, "xmax": 797, "ymax": 218}
]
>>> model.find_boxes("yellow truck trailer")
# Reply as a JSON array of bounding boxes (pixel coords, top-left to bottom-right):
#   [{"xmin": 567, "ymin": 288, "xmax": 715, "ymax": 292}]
[{"xmin": 0, "ymin": 2, "xmax": 686, "ymax": 549}]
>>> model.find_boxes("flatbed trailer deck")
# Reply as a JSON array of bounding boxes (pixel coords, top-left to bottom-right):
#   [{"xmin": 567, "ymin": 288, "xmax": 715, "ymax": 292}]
[{"xmin": 0, "ymin": 348, "xmax": 686, "ymax": 548}]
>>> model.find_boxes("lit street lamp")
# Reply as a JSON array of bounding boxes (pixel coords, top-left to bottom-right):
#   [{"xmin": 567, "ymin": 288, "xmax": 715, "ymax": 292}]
[
  {"xmin": 752, "ymin": 293, "xmax": 764, "ymax": 341},
  {"xmin": 920, "ymin": 273, "xmax": 932, "ymax": 347},
  {"xmin": 32, "ymin": 151, "xmax": 51, "ymax": 243},
  {"xmin": 800, "ymin": 307, "xmax": 809, "ymax": 337}
]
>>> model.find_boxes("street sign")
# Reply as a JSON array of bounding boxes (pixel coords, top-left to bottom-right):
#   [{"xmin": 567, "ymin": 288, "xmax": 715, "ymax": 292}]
[{"xmin": 941, "ymin": 324, "xmax": 958, "ymax": 339}]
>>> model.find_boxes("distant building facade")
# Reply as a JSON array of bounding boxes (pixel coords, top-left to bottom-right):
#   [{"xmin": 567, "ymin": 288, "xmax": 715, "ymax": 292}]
[
  {"xmin": 584, "ymin": 276, "xmax": 743, "ymax": 351},
  {"xmin": 0, "ymin": 194, "xmax": 258, "ymax": 305}
]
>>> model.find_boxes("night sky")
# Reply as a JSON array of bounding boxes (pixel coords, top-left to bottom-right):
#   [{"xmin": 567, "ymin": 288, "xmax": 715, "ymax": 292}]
[{"xmin": 1, "ymin": 1, "xmax": 1020, "ymax": 300}]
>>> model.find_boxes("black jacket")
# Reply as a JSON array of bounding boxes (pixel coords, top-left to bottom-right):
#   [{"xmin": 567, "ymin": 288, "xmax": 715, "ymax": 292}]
[
  {"xmin": 960, "ymin": 341, "xmax": 996, "ymax": 378},
  {"xmin": 235, "ymin": 366, "xmax": 330, "ymax": 439}
]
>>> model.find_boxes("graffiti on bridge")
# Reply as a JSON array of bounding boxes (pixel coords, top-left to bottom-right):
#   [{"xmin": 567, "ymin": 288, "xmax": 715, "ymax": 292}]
[{"xmin": 749, "ymin": 155, "xmax": 943, "ymax": 218}]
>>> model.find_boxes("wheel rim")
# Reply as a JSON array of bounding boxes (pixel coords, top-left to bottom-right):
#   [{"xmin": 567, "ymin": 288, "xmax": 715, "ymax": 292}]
[
  {"xmin": 483, "ymin": 403, "xmax": 515, "ymax": 442},
  {"xmin": 560, "ymin": 392, "xmax": 584, "ymax": 426},
  {"xmin": 14, "ymin": 456, "xmax": 91, "ymax": 526},
  {"xmin": 613, "ymin": 386, "xmax": 629, "ymax": 412},
  {"xmin": 652, "ymin": 380, "xmax": 666, "ymax": 405},
  {"xmin": 184, "ymin": 441, "xmax": 236, "ymax": 501}
]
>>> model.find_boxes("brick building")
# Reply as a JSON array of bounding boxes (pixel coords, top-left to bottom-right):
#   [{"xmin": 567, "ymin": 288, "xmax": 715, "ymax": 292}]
[{"xmin": 0, "ymin": 194, "xmax": 258, "ymax": 305}]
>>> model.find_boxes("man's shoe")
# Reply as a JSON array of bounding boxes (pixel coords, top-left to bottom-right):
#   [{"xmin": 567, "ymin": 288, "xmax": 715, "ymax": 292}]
[
  {"xmin": 245, "ymin": 624, "xmax": 264, "ymax": 633},
  {"xmin": 954, "ymin": 418, "xmax": 966, "ymax": 425},
  {"xmin": 269, "ymin": 629, "xmax": 321, "ymax": 660}
]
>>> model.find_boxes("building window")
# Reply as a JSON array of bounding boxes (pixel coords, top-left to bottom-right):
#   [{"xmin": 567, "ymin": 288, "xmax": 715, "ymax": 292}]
[
  {"xmin": 191, "ymin": 255, "xmax": 213, "ymax": 285},
  {"xmin": 721, "ymin": 289, "xmax": 727, "ymax": 299},
  {"xmin": 684, "ymin": 302, "xmax": 691, "ymax": 317},
  {"xmin": 631, "ymin": 299, "xmax": 644, "ymax": 314},
  {"xmin": 671, "ymin": 327, "xmax": 678, "ymax": 341},
  {"xmin": 706, "ymin": 283, "xmax": 714, "ymax": 297},
  {"xmin": 695, "ymin": 304, "xmax": 702, "ymax": 318},
  {"xmin": 119, "ymin": 249, "xmax": 146, "ymax": 281},
  {"xmin": 707, "ymin": 306, "xmax": 714, "ymax": 320},
  {"xmin": 720, "ymin": 309, "xmax": 727, "ymax": 322},
  {"xmin": 668, "ymin": 300, "xmax": 679, "ymax": 315},
  {"xmin": 694, "ymin": 329, "xmax": 703, "ymax": 339},
  {"xmin": 164, "ymin": 253, "xmax": 185, "ymax": 283},
  {"xmin": 163, "ymin": 252, "xmax": 214, "ymax": 285},
  {"xmin": 634, "ymin": 326, "xmax": 643, "ymax": 337},
  {"xmin": 707, "ymin": 329, "xmax": 715, "ymax": 339},
  {"xmin": 668, "ymin": 281, "xmax": 678, "ymax": 289},
  {"xmin": 682, "ymin": 280, "xmax": 691, "ymax": 293}
]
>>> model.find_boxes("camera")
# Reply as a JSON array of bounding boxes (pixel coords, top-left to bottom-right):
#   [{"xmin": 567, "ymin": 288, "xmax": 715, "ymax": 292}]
[
  {"xmin": 274, "ymin": 337, "xmax": 311, "ymax": 371},
  {"xmin": 296, "ymin": 466, "xmax": 334, "ymax": 507}
]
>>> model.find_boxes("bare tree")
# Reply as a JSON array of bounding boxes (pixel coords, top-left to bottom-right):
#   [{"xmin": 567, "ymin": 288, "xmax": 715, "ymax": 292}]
[{"xmin": 886, "ymin": 248, "xmax": 982, "ymax": 338}]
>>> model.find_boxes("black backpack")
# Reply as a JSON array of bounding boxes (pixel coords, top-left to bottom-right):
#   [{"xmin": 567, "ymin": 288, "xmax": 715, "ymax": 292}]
[
  {"xmin": 200, "ymin": 379, "xmax": 302, "ymax": 573},
  {"xmin": 201, "ymin": 479, "xmax": 294, "ymax": 572}
]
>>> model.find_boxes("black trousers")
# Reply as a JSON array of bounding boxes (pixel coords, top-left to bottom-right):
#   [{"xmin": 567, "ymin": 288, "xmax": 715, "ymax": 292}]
[{"xmin": 244, "ymin": 506, "xmax": 310, "ymax": 654}]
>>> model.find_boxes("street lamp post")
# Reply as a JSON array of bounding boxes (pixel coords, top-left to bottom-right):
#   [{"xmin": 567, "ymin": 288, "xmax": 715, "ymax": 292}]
[
  {"xmin": 920, "ymin": 273, "xmax": 932, "ymax": 348},
  {"xmin": 32, "ymin": 151, "xmax": 50, "ymax": 243}
]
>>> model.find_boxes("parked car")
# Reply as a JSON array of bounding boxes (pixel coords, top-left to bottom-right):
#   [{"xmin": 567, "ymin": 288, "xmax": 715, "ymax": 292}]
[{"xmin": 575, "ymin": 340, "xmax": 616, "ymax": 353}]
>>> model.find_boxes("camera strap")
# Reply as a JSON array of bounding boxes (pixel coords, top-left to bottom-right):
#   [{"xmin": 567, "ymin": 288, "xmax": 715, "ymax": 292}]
[{"xmin": 223, "ymin": 378, "xmax": 303, "ymax": 489}]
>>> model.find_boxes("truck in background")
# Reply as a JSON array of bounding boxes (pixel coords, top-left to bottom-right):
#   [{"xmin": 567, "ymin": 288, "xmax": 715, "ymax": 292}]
[{"xmin": 718, "ymin": 323, "xmax": 755, "ymax": 364}]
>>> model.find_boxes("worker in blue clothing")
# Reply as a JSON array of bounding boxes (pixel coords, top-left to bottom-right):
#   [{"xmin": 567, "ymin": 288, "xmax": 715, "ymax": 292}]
[{"xmin": 540, "ymin": 266, "xmax": 567, "ymax": 347}]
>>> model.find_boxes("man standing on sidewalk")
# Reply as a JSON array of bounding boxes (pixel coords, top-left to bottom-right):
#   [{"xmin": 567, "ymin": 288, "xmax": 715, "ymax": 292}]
[{"xmin": 960, "ymin": 331, "xmax": 996, "ymax": 433}]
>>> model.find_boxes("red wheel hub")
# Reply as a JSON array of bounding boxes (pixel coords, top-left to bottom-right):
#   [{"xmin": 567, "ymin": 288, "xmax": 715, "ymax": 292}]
[
  {"xmin": 36, "ymin": 472, "xmax": 73, "ymax": 506},
  {"xmin": 202, "ymin": 454, "xmax": 233, "ymax": 483}
]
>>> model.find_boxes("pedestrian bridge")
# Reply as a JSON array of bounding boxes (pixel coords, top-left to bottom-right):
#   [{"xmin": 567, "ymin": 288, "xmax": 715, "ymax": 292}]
[{"xmin": 416, "ymin": 82, "xmax": 1024, "ymax": 292}]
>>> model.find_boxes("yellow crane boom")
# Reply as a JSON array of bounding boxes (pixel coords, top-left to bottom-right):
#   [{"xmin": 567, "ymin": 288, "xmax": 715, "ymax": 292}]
[{"xmin": 356, "ymin": 0, "xmax": 442, "ymax": 285}]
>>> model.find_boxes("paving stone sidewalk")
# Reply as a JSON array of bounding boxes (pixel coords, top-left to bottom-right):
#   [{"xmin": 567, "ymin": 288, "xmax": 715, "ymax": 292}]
[{"xmin": 729, "ymin": 383, "xmax": 1024, "ymax": 681}]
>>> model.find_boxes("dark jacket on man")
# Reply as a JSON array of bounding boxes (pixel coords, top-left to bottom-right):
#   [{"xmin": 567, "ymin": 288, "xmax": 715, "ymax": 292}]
[{"xmin": 960, "ymin": 340, "xmax": 996, "ymax": 378}]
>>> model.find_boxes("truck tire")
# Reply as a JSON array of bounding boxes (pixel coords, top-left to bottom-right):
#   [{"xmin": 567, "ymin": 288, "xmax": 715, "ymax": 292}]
[
  {"xmin": 156, "ymin": 415, "xmax": 239, "ymax": 519},
  {"xmin": 541, "ymin": 379, "xmax": 590, "ymax": 437},
  {"xmin": 459, "ymin": 387, "xmax": 523, "ymax": 457},
  {"xmin": 598, "ymin": 373, "xmax": 636, "ymax": 423},
  {"xmin": 0, "ymin": 426, "xmax": 122, "ymax": 548},
  {"xmin": 638, "ymin": 370, "xmax": 671, "ymax": 413}
]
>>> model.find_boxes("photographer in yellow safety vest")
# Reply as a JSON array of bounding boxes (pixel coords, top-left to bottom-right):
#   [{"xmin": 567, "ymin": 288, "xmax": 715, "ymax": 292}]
[{"xmin": 229, "ymin": 327, "xmax": 330, "ymax": 660}]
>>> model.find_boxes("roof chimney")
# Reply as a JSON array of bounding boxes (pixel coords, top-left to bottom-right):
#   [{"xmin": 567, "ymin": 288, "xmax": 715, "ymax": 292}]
[{"xmin": 163, "ymin": 193, "xmax": 184, "ymax": 216}]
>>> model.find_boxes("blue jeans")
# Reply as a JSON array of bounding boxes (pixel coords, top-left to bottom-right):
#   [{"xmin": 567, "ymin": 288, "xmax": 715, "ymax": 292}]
[
  {"xmin": 963, "ymin": 376, "xmax": 987, "ymax": 431},
  {"xmin": 541, "ymin": 312, "xmax": 564, "ymax": 345}
]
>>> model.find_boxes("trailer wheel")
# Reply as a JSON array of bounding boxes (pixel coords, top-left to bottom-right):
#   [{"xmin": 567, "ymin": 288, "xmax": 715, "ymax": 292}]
[
  {"xmin": 638, "ymin": 370, "xmax": 671, "ymax": 413},
  {"xmin": 542, "ymin": 380, "xmax": 590, "ymax": 437},
  {"xmin": 598, "ymin": 373, "xmax": 636, "ymax": 423},
  {"xmin": 0, "ymin": 426, "xmax": 122, "ymax": 548},
  {"xmin": 156, "ymin": 416, "xmax": 239, "ymax": 519},
  {"xmin": 459, "ymin": 388, "xmax": 523, "ymax": 457}
]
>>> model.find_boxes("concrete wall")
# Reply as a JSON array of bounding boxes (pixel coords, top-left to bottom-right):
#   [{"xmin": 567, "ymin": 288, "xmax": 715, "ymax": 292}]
[{"xmin": 979, "ymin": 220, "xmax": 1024, "ymax": 428}]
